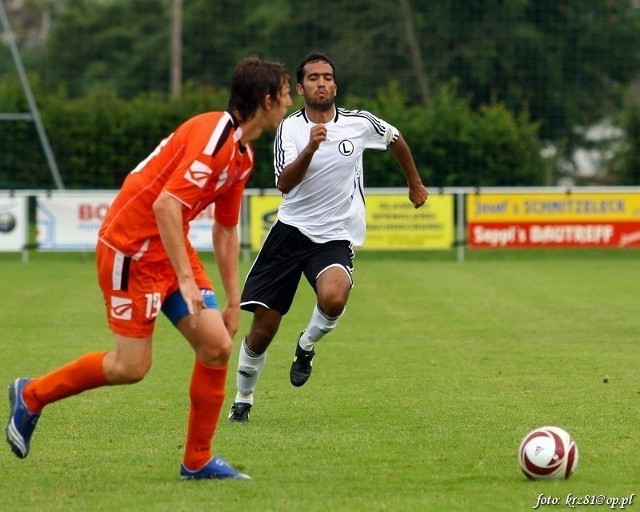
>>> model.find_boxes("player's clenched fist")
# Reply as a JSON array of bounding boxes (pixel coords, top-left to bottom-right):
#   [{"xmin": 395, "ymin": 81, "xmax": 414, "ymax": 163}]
[{"xmin": 308, "ymin": 124, "xmax": 327, "ymax": 150}]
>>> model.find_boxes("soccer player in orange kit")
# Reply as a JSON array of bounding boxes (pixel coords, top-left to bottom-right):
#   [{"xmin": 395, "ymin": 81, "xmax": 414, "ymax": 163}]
[{"xmin": 5, "ymin": 56, "xmax": 292, "ymax": 480}]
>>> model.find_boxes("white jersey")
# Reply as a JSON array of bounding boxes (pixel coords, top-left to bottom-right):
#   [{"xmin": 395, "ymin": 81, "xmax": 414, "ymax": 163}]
[{"xmin": 274, "ymin": 107, "xmax": 399, "ymax": 246}]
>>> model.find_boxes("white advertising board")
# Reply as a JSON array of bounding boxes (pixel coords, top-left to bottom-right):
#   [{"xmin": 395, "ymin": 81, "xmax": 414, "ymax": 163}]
[
  {"xmin": 0, "ymin": 194, "xmax": 27, "ymax": 252},
  {"xmin": 36, "ymin": 192, "xmax": 216, "ymax": 251}
]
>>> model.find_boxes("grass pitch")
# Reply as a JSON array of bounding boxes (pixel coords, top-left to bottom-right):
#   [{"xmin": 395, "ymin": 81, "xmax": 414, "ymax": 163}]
[{"xmin": 1, "ymin": 249, "xmax": 639, "ymax": 511}]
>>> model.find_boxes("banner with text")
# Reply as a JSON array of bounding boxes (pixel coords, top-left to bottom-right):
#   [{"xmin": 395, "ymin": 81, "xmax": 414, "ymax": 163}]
[
  {"xmin": 0, "ymin": 194, "xmax": 27, "ymax": 252},
  {"xmin": 36, "ymin": 192, "xmax": 216, "ymax": 250},
  {"xmin": 467, "ymin": 192, "xmax": 640, "ymax": 248},
  {"xmin": 248, "ymin": 193, "xmax": 454, "ymax": 250},
  {"xmin": 365, "ymin": 194, "xmax": 454, "ymax": 249}
]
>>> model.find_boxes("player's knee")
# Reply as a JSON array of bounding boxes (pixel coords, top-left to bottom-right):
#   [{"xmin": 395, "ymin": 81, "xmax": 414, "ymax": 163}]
[
  {"xmin": 317, "ymin": 283, "xmax": 349, "ymax": 316},
  {"xmin": 197, "ymin": 337, "xmax": 233, "ymax": 366},
  {"xmin": 318, "ymin": 295, "xmax": 347, "ymax": 318}
]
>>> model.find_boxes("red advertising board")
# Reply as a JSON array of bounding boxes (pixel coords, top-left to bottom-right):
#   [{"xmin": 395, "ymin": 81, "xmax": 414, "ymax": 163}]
[{"xmin": 467, "ymin": 193, "xmax": 640, "ymax": 248}]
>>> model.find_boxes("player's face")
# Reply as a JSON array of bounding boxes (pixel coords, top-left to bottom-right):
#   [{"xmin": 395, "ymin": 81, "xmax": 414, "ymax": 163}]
[
  {"xmin": 297, "ymin": 60, "xmax": 337, "ymax": 111},
  {"xmin": 267, "ymin": 81, "xmax": 293, "ymax": 130}
]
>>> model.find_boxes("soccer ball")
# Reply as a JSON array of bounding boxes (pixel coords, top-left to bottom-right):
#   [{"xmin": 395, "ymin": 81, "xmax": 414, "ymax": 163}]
[{"xmin": 518, "ymin": 426, "xmax": 578, "ymax": 480}]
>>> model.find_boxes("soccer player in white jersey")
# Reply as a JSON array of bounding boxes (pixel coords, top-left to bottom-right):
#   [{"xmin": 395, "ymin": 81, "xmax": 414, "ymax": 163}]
[{"xmin": 228, "ymin": 52, "xmax": 428, "ymax": 421}]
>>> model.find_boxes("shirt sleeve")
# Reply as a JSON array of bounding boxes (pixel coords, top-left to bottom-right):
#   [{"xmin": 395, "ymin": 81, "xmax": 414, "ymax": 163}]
[
  {"xmin": 213, "ymin": 175, "xmax": 245, "ymax": 227},
  {"xmin": 360, "ymin": 110, "xmax": 400, "ymax": 150},
  {"xmin": 161, "ymin": 122, "xmax": 216, "ymax": 209},
  {"xmin": 273, "ymin": 119, "xmax": 297, "ymax": 186}
]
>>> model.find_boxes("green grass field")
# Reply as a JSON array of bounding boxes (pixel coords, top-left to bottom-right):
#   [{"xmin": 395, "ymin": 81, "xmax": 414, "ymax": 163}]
[{"xmin": 1, "ymin": 249, "xmax": 639, "ymax": 511}]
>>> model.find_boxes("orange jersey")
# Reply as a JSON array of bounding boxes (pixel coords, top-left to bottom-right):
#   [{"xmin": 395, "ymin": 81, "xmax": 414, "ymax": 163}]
[{"xmin": 99, "ymin": 111, "xmax": 254, "ymax": 261}]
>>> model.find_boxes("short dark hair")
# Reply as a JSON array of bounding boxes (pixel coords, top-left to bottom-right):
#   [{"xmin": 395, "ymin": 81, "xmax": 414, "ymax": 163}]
[
  {"xmin": 296, "ymin": 51, "xmax": 336, "ymax": 85},
  {"xmin": 227, "ymin": 56, "xmax": 289, "ymax": 122}
]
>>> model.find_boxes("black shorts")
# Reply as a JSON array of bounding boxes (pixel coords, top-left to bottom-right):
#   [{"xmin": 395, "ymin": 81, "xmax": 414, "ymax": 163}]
[{"xmin": 240, "ymin": 221, "xmax": 354, "ymax": 315}]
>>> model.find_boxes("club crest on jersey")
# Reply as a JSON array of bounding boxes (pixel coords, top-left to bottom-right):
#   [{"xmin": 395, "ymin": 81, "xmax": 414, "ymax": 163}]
[
  {"xmin": 338, "ymin": 140, "xmax": 355, "ymax": 156},
  {"xmin": 110, "ymin": 296, "xmax": 133, "ymax": 320},
  {"xmin": 185, "ymin": 160, "xmax": 213, "ymax": 188}
]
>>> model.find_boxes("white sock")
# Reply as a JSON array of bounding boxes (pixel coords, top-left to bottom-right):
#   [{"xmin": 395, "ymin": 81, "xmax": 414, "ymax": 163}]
[
  {"xmin": 235, "ymin": 338, "xmax": 266, "ymax": 404},
  {"xmin": 298, "ymin": 303, "xmax": 342, "ymax": 351}
]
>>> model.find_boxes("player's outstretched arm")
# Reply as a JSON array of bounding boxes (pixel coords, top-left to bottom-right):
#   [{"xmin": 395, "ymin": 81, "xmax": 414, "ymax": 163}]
[{"xmin": 388, "ymin": 135, "xmax": 428, "ymax": 208}]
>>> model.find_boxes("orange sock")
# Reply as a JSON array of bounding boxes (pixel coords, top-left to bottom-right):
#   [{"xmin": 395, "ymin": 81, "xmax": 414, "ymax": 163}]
[
  {"xmin": 23, "ymin": 351, "xmax": 109, "ymax": 414},
  {"xmin": 182, "ymin": 360, "xmax": 227, "ymax": 470}
]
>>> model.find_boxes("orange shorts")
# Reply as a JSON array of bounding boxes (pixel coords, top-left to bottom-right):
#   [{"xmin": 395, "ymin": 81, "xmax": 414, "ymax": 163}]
[{"xmin": 96, "ymin": 241, "xmax": 213, "ymax": 338}]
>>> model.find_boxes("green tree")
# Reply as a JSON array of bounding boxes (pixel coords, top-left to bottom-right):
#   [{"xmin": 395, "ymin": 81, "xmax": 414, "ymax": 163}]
[
  {"xmin": 5, "ymin": 0, "xmax": 640, "ymax": 186},
  {"xmin": 34, "ymin": 0, "xmax": 640, "ymax": 141},
  {"xmin": 613, "ymin": 102, "xmax": 640, "ymax": 185},
  {"xmin": 419, "ymin": 0, "xmax": 640, "ymax": 143},
  {"xmin": 41, "ymin": 0, "xmax": 170, "ymax": 97}
]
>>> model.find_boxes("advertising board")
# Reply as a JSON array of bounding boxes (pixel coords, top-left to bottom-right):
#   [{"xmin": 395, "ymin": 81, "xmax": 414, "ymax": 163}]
[{"xmin": 467, "ymin": 192, "xmax": 640, "ymax": 248}]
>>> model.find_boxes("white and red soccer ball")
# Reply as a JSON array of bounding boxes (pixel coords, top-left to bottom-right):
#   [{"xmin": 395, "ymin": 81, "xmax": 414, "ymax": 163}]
[{"xmin": 518, "ymin": 426, "xmax": 578, "ymax": 480}]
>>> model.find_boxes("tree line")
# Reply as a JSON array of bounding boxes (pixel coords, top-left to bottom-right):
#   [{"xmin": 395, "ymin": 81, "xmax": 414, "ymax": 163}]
[{"xmin": 1, "ymin": 0, "xmax": 640, "ymax": 188}]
